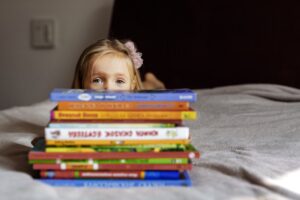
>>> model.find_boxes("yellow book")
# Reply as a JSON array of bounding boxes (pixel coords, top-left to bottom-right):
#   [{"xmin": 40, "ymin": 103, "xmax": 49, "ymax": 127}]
[
  {"xmin": 46, "ymin": 139, "xmax": 190, "ymax": 146},
  {"xmin": 45, "ymin": 144, "xmax": 187, "ymax": 153},
  {"xmin": 51, "ymin": 110, "xmax": 197, "ymax": 120}
]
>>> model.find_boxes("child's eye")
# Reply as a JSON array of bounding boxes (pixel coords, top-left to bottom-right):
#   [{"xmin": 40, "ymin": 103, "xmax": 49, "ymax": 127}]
[
  {"xmin": 116, "ymin": 79, "xmax": 126, "ymax": 85},
  {"xmin": 92, "ymin": 78, "xmax": 104, "ymax": 84}
]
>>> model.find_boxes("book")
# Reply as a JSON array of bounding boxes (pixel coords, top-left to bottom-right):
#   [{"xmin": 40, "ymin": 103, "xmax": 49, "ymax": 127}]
[
  {"xmin": 28, "ymin": 150, "xmax": 200, "ymax": 160},
  {"xmin": 50, "ymin": 88, "xmax": 197, "ymax": 102},
  {"xmin": 50, "ymin": 109, "xmax": 197, "ymax": 120},
  {"xmin": 57, "ymin": 101, "xmax": 190, "ymax": 111},
  {"xmin": 33, "ymin": 163, "xmax": 192, "ymax": 171},
  {"xmin": 46, "ymin": 139, "xmax": 190, "ymax": 146},
  {"xmin": 39, "ymin": 170, "xmax": 181, "ymax": 179},
  {"xmin": 31, "ymin": 138, "xmax": 200, "ymax": 160},
  {"xmin": 29, "ymin": 158, "xmax": 189, "ymax": 165},
  {"xmin": 50, "ymin": 119, "xmax": 183, "ymax": 125},
  {"xmin": 49, "ymin": 122, "xmax": 176, "ymax": 128},
  {"xmin": 44, "ymin": 127, "xmax": 190, "ymax": 141},
  {"xmin": 38, "ymin": 171, "xmax": 192, "ymax": 187},
  {"xmin": 45, "ymin": 144, "xmax": 188, "ymax": 153}
]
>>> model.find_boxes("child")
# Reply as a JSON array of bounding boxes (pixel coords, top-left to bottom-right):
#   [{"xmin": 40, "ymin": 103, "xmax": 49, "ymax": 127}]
[
  {"xmin": 31, "ymin": 39, "xmax": 165, "ymax": 146},
  {"xmin": 72, "ymin": 38, "xmax": 165, "ymax": 91}
]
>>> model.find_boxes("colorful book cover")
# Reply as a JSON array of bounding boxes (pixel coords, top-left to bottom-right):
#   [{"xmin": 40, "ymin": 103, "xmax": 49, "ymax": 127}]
[
  {"xmin": 33, "ymin": 163, "xmax": 192, "ymax": 171},
  {"xmin": 48, "ymin": 122, "xmax": 176, "ymax": 128},
  {"xmin": 29, "ymin": 158, "xmax": 189, "ymax": 165},
  {"xmin": 57, "ymin": 101, "xmax": 190, "ymax": 111},
  {"xmin": 44, "ymin": 127, "xmax": 190, "ymax": 141},
  {"xmin": 50, "ymin": 88, "xmax": 197, "ymax": 102},
  {"xmin": 38, "ymin": 171, "xmax": 192, "ymax": 187},
  {"xmin": 28, "ymin": 150, "xmax": 200, "ymax": 160},
  {"xmin": 50, "ymin": 109, "xmax": 197, "ymax": 120},
  {"xmin": 30, "ymin": 138, "xmax": 199, "ymax": 158},
  {"xmin": 40, "ymin": 170, "xmax": 181, "ymax": 179},
  {"xmin": 49, "ymin": 119, "xmax": 183, "ymax": 125},
  {"xmin": 45, "ymin": 144, "xmax": 188, "ymax": 153}
]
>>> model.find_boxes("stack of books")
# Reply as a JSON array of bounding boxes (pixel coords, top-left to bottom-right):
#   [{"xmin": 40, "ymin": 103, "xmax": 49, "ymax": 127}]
[{"xmin": 28, "ymin": 89, "xmax": 200, "ymax": 187}]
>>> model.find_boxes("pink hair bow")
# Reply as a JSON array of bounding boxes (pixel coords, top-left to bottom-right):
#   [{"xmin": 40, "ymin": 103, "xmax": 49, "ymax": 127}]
[{"xmin": 124, "ymin": 41, "xmax": 143, "ymax": 69}]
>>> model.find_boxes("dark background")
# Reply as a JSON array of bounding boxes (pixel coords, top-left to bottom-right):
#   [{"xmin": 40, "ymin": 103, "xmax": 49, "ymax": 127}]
[{"xmin": 109, "ymin": 0, "xmax": 300, "ymax": 89}]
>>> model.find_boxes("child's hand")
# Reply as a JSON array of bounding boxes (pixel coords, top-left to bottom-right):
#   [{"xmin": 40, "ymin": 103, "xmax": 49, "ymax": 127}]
[
  {"xmin": 31, "ymin": 136, "xmax": 44, "ymax": 146},
  {"xmin": 143, "ymin": 72, "xmax": 166, "ymax": 90}
]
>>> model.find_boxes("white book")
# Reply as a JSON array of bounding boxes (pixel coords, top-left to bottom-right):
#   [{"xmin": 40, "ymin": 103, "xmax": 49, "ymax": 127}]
[{"xmin": 45, "ymin": 127, "xmax": 189, "ymax": 141}]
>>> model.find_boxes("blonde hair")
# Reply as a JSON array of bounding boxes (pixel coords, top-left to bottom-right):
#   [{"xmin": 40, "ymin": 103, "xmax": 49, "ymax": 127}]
[{"xmin": 72, "ymin": 39, "xmax": 143, "ymax": 90}]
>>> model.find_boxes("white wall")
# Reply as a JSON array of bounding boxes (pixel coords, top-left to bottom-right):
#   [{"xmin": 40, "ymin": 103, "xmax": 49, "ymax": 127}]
[{"xmin": 0, "ymin": 0, "xmax": 114, "ymax": 110}]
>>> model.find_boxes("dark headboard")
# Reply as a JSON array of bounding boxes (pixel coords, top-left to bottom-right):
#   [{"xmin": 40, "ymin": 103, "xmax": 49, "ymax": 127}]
[{"xmin": 109, "ymin": 0, "xmax": 300, "ymax": 89}]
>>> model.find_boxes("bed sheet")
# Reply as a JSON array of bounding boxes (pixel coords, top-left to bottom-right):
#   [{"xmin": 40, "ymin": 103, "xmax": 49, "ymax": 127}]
[{"xmin": 0, "ymin": 84, "xmax": 300, "ymax": 200}]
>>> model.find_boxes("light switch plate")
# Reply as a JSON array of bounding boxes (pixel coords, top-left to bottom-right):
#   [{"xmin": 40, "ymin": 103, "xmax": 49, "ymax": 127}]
[{"xmin": 31, "ymin": 19, "xmax": 55, "ymax": 49}]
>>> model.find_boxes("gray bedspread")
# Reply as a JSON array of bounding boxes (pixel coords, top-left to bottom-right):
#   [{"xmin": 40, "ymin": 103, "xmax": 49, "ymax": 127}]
[{"xmin": 0, "ymin": 84, "xmax": 299, "ymax": 200}]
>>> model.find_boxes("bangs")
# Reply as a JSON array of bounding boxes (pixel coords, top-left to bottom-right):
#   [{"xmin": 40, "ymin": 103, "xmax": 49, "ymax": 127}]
[
  {"xmin": 86, "ymin": 51, "xmax": 135, "ymax": 80},
  {"xmin": 90, "ymin": 51, "xmax": 133, "ymax": 69},
  {"xmin": 106, "ymin": 52, "xmax": 134, "ymax": 71}
]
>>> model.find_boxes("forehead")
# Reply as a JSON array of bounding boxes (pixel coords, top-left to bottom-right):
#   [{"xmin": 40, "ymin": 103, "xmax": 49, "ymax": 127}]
[{"xmin": 92, "ymin": 54, "xmax": 132, "ymax": 76}]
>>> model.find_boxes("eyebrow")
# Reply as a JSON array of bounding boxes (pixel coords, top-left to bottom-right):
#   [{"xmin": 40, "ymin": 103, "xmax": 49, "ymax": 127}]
[
  {"xmin": 114, "ymin": 73, "xmax": 128, "ymax": 78},
  {"xmin": 91, "ymin": 71, "xmax": 107, "ymax": 77},
  {"xmin": 91, "ymin": 72, "xmax": 129, "ymax": 79}
]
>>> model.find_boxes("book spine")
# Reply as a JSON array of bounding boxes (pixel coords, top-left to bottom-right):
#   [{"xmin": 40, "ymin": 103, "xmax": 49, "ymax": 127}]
[
  {"xmin": 49, "ymin": 123, "xmax": 176, "ymax": 128},
  {"xmin": 50, "ymin": 119, "xmax": 183, "ymax": 124},
  {"xmin": 45, "ymin": 127, "xmax": 189, "ymax": 140},
  {"xmin": 40, "ymin": 170, "xmax": 180, "ymax": 179},
  {"xmin": 33, "ymin": 163, "xmax": 192, "ymax": 171},
  {"xmin": 39, "ymin": 179, "xmax": 192, "ymax": 187},
  {"xmin": 51, "ymin": 110, "xmax": 197, "ymax": 120},
  {"xmin": 38, "ymin": 171, "xmax": 192, "ymax": 187},
  {"xmin": 30, "ymin": 158, "xmax": 189, "ymax": 165},
  {"xmin": 57, "ymin": 101, "xmax": 190, "ymax": 111},
  {"xmin": 28, "ymin": 151, "xmax": 200, "ymax": 160},
  {"xmin": 50, "ymin": 90, "xmax": 197, "ymax": 102},
  {"xmin": 45, "ymin": 139, "xmax": 190, "ymax": 146},
  {"xmin": 45, "ymin": 144, "xmax": 186, "ymax": 153}
]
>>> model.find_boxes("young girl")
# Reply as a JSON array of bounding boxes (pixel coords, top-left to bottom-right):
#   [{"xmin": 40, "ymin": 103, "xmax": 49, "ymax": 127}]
[
  {"xmin": 32, "ymin": 39, "xmax": 165, "ymax": 146},
  {"xmin": 72, "ymin": 38, "xmax": 165, "ymax": 91}
]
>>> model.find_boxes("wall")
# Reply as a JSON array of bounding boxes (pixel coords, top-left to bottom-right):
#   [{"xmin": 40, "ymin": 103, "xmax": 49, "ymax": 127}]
[
  {"xmin": 0, "ymin": 0, "xmax": 114, "ymax": 110},
  {"xmin": 110, "ymin": 0, "xmax": 300, "ymax": 89}
]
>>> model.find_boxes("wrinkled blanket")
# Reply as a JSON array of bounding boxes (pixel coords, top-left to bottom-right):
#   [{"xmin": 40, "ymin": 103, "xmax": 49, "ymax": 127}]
[{"xmin": 0, "ymin": 84, "xmax": 300, "ymax": 200}]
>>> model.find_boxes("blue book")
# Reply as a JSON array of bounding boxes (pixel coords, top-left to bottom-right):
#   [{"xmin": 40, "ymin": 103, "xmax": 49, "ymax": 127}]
[
  {"xmin": 50, "ymin": 89, "xmax": 197, "ymax": 102},
  {"xmin": 38, "ymin": 171, "xmax": 192, "ymax": 187},
  {"xmin": 41, "ymin": 170, "xmax": 180, "ymax": 179}
]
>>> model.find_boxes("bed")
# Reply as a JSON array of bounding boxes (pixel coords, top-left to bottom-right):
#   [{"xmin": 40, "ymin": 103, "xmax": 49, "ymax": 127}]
[{"xmin": 0, "ymin": 84, "xmax": 299, "ymax": 200}]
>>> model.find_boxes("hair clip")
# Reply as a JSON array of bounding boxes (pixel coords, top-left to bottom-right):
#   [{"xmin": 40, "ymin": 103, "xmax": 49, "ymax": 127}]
[{"xmin": 124, "ymin": 41, "xmax": 143, "ymax": 69}]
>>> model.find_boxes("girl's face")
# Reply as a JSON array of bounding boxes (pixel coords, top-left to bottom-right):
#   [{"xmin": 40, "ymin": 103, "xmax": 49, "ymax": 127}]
[{"xmin": 88, "ymin": 54, "xmax": 134, "ymax": 91}]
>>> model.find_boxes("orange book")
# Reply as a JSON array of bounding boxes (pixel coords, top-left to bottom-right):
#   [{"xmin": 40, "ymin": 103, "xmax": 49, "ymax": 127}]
[
  {"xmin": 51, "ymin": 110, "xmax": 197, "ymax": 120},
  {"xmin": 57, "ymin": 101, "xmax": 189, "ymax": 111}
]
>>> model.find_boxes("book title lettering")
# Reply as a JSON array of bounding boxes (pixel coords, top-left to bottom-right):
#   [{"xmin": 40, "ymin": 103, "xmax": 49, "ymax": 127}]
[{"xmin": 67, "ymin": 130, "xmax": 159, "ymax": 138}]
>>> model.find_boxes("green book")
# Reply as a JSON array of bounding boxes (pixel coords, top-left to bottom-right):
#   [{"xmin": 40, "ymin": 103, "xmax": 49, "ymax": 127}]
[
  {"xmin": 45, "ymin": 144, "xmax": 191, "ymax": 153},
  {"xmin": 29, "ymin": 158, "xmax": 189, "ymax": 164}
]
